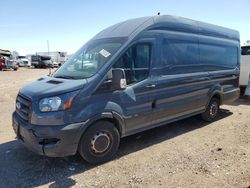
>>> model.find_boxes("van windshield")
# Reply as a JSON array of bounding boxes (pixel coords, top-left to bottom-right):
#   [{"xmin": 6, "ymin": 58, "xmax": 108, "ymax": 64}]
[{"xmin": 53, "ymin": 38, "xmax": 125, "ymax": 79}]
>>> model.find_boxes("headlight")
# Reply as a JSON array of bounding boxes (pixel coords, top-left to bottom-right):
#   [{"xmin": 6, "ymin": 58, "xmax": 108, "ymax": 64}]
[
  {"xmin": 39, "ymin": 97, "xmax": 62, "ymax": 112},
  {"xmin": 39, "ymin": 90, "xmax": 79, "ymax": 112}
]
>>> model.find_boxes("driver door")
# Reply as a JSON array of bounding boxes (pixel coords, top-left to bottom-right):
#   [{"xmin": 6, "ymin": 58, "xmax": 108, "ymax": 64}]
[{"xmin": 113, "ymin": 41, "xmax": 157, "ymax": 135}]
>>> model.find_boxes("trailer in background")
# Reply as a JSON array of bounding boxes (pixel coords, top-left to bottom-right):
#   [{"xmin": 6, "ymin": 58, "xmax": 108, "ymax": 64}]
[
  {"xmin": 240, "ymin": 45, "xmax": 250, "ymax": 93},
  {"xmin": 27, "ymin": 55, "xmax": 53, "ymax": 68},
  {"xmin": 36, "ymin": 51, "xmax": 67, "ymax": 66},
  {"xmin": 26, "ymin": 55, "xmax": 39, "ymax": 68}
]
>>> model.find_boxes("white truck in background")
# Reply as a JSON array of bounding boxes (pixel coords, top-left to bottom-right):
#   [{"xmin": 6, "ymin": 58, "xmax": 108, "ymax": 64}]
[
  {"xmin": 17, "ymin": 55, "xmax": 31, "ymax": 67},
  {"xmin": 240, "ymin": 45, "xmax": 250, "ymax": 90}
]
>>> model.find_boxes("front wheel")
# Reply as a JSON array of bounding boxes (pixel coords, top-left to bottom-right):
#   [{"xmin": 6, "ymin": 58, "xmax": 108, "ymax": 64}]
[
  {"xmin": 78, "ymin": 121, "xmax": 120, "ymax": 164},
  {"xmin": 201, "ymin": 98, "xmax": 220, "ymax": 122}
]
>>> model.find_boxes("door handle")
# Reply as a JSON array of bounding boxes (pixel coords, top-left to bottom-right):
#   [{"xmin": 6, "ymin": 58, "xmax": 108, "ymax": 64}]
[
  {"xmin": 146, "ymin": 84, "xmax": 156, "ymax": 88},
  {"xmin": 198, "ymin": 77, "xmax": 210, "ymax": 81}
]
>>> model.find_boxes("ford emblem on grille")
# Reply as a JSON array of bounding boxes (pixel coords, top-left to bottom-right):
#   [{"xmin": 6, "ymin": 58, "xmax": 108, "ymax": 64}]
[{"xmin": 16, "ymin": 102, "xmax": 21, "ymax": 110}]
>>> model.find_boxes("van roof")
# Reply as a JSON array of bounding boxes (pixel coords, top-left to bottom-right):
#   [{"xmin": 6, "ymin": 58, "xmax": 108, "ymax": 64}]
[{"xmin": 92, "ymin": 15, "xmax": 239, "ymax": 41}]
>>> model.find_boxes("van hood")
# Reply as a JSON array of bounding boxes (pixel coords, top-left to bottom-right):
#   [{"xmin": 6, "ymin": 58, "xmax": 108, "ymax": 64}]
[{"xmin": 19, "ymin": 76, "xmax": 87, "ymax": 100}]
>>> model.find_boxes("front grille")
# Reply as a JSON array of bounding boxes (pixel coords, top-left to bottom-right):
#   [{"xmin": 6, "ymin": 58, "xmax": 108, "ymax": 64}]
[
  {"xmin": 6, "ymin": 61, "xmax": 11, "ymax": 66},
  {"xmin": 16, "ymin": 94, "xmax": 31, "ymax": 122}
]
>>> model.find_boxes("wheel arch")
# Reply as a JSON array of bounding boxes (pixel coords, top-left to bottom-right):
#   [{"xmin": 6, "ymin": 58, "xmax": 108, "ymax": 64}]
[
  {"xmin": 79, "ymin": 112, "xmax": 126, "ymax": 139},
  {"xmin": 207, "ymin": 90, "xmax": 222, "ymax": 108},
  {"xmin": 212, "ymin": 93, "xmax": 222, "ymax": 105}
]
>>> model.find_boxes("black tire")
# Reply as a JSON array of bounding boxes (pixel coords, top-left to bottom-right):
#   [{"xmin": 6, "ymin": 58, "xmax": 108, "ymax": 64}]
[
  {"xmin": 202, "ymin": 98, "xmax": 220, "ymax": 122},
  {"xmin": 78, "ymin": 121, "xmax": 120, "ymax": 164}
]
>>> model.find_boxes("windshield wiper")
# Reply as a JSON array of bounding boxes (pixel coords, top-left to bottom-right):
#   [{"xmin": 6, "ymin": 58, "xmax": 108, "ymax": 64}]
[{"xmin": 53, "ymin": 75, "xmax": 77, "ymax": 80}]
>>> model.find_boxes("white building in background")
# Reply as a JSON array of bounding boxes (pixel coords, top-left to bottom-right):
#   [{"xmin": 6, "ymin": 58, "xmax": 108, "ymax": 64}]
[{"xmin": 36, "ymin": 51, "xmax": 67, "ymax": 66}]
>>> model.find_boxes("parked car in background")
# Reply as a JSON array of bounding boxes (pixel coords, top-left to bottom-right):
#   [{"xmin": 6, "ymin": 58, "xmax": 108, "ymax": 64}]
[
  {"xmin": 17, "ymin": 56, "xmax": 31, "ymax": 67},
  {"xmin": 240, "ymin": 45, "xmax": 250, "ymax": 91},
  {"xmin": 52, "ymin": 61, "xmax": 59, "ymax": 68},
  {"xmin": 0, "ymin": 49, "xmax": 18, "ymax": 71}
]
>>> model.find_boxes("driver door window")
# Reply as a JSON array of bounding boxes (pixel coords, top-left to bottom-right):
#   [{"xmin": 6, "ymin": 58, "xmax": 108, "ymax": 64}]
[{"xmin": 113, "ymin": 43, "xmax": 151, "ymax": 85}]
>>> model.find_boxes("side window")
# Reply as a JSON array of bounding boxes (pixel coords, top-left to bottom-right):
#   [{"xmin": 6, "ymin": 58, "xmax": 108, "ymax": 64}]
[
  {"xmin": 161, "ymin": 38, "xmax": 199, "ymax": 75},
  {"xmin": 200, "ymin": 44, "xmax": 237, "ymax": 69},
  {"xmin": 113, "ymin": 43, "xmax": 150, "ymax": 85}
]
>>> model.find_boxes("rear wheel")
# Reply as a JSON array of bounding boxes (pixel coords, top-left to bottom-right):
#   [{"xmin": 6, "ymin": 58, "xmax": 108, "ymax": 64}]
[
  {"xmin": 202, "ymin": 97, "xmax": 220, "ymax": 122},
  {"xmin": 78, "ymin": 121, "xmax": 120, "ymax": 164}
]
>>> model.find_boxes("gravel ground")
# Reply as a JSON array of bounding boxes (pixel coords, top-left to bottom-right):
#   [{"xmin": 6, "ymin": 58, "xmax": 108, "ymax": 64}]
[{"xmin": 0, "ymin": 68, "xmax": 249, "ymax": 188}]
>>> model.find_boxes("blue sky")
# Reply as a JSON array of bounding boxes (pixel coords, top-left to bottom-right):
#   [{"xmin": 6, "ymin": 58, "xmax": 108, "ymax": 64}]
[{"xmin": 1, "ymin": 0, "xmax": 250, "ymax": 55}]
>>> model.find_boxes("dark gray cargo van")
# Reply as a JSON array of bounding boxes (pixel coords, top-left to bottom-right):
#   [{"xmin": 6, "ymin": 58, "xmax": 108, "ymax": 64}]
[{"xmin": 12, "ymin": 15, "xmax": 240, "ymax": 164}]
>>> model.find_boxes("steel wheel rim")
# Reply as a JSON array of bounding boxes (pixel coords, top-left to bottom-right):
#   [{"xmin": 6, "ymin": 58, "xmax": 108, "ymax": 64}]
[
  {"xmin": 210, "ymin": 102, "xmax": 218, "ymax": 117},
  {"xmin": 90, "ymin": 132, "xmax": 111, "ymax": 154}
]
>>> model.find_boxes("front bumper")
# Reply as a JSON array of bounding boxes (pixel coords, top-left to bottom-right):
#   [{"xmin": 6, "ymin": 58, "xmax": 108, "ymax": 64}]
[
  {"xmin": 4, "ymin": 65, "xmax": 17, "ymax": 70},
  {"xmin": 12, "ymin": 112, "xmax": 87, "ymax": 157}
]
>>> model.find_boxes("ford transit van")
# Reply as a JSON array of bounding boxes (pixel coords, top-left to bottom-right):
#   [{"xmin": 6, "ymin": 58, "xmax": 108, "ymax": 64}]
[{"xmin": 12, "ymin": 15, "xmax": 240, "ymax": 164}]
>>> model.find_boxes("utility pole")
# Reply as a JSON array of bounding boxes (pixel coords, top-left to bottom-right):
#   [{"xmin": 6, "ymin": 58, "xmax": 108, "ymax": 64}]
[
  {"xmin": 47, "ymin": 40, "xmax": 51, "ymax": 76},
  {"xmin": 47, "ymin": 40, "xmax": 50, "ymax": 55}
]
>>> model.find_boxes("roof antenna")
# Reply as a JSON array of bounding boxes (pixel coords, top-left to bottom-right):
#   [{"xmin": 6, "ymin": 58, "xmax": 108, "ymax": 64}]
[{"xmin": 157, "ymin": 12, "xmax": 160, "ymax": 15}]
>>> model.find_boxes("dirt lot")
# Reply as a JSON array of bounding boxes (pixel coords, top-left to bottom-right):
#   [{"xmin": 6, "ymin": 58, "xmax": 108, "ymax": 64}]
[{"xmin": 0, "ymin": 68, "xmax": 249, "ymax": 188}]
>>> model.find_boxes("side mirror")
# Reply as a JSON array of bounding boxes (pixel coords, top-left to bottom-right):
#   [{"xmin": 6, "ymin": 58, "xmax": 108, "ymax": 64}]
[{"xmin": 112, "ymin": 68, "xmax": 127, "ymax": 90}]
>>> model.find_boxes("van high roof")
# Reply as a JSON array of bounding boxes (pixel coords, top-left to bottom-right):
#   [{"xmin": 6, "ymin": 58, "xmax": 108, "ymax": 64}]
[{"xmin": 93, "ymin": 15, "xmax": 239, "ymax": 41}]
